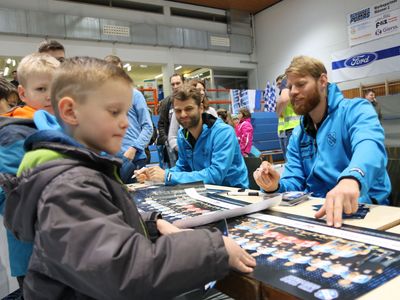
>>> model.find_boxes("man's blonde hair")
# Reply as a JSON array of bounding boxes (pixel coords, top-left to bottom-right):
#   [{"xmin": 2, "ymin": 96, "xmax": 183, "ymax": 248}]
[
  {"xmin": 17, "ymin": 53, "xmax": 60, "ymax": 86},
  {"xmin": 285, "ymin": 56, "xmax": 327, "ymax": 80},
  {"xmin": 50, "ymin": 56, "xmax": 133, "ymax": 119}
]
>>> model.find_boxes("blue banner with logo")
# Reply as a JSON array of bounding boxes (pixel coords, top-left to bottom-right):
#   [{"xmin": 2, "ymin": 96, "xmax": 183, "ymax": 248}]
[{"xmin": 331, "ymin": 35, "xmax": 400, "ymax": 82}]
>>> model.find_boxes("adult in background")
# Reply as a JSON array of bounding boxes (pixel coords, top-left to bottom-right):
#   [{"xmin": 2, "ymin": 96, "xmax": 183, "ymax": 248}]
[
  {"xmin": 168, "ymin": 79, "xmax": 218, "ymax": 153},
  {"xmin": 138, "ymin": 85, "xmax": 248, "ymax": 188},
  {"xmin": 275, "ymin": 74, "xmax": 300, "ymax": 161},
  {"xmin": 38, "ymin": 39, "xmax": 66, "ymax": 62},
  {"xmin": 254, "ymin": 55, "xmax": 390, "ymax": 228},
  {"xmin": 104, "ymin": 55, "xmax": 153, "ymax": 183},
  {"xmin": 10, "ymin": 70, "xmax": 19, "ymax": 87},
  {"xmin": 0, "ymin": 78, "xmax": 17, "ymax": 114},
  {"xmin": 364, "ymin": 89, "xmax": 382, "ymax": 121},
  {"xmin": 236, "ymin": 107, "xmax": 253, "ymax": 157},
  {"xmin": 157, "ymin": 74, "xmax": 184, "ymax": 167}
]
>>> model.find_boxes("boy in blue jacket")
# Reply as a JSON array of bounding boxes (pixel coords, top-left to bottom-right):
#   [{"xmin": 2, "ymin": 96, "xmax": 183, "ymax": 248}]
[
  {"xmin": 0, "ymin": 52, "xmax": 59, "ymax": 294},
  {"xmin": 2, "ymin": 57, "xmax": 255, "ymax": 299}
]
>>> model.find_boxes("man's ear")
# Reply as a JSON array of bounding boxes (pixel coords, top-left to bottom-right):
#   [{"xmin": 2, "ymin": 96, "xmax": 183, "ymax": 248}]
[
  {"xmin": 58, "ymin": 97, "xmax": 79, "ymax": 126},
  {"xmin": 199, "ymin": 102, "xmax": 204, "ymax": 113},
  {"xmin": 17, "ymin": 85, "xmax": 26, "ymax": 104},
  {"xmin": 319, "ymin": 73, "xmax": 328, "ymax": 89}
]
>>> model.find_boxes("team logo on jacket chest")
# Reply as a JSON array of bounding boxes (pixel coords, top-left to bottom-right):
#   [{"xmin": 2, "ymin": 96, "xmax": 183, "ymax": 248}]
[{"xmin": 327, "ymin": 132, "xmax": 336, "ymax": 147}]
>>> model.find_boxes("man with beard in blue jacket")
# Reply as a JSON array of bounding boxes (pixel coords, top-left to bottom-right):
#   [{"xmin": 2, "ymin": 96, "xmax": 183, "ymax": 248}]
[
  {"xmin": 138, "ymin": 84, "xmax": 249, "ymax": 188},
  {"xmin": 254, "ymin": 56, "xmax": 390, "ymax": 228}
]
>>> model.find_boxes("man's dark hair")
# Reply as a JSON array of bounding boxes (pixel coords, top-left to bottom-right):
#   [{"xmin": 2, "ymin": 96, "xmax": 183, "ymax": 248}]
[
  {"xmin": 38, "ymin": 40, "xmax": 65, "ymax": 53},
  {"xmin": 364, "ymin": 89, "xmax": 375, "ymax": 96},
  {"xmin": 11, "ymin": 70, "xmax": 17, "ymax": 74},
  {"xmin": 170, "ymin": 73, "xmax": 185, "ymax": 83},
  {"xmin": 275, "ymin": 74, "xmax": 285, "ymax": 82},
  {"xmin": 172, "ymin": 84, "xmax": 201, "ymax": 106},
  {"xmin": 0, "ymin": 77, "xmax": 17, "ymax": 100}
]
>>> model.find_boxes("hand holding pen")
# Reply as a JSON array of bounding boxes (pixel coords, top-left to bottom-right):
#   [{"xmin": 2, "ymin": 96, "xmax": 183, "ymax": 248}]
[{"xmin": 253, "ymin": 161, "xmax": 280, "ymax": 192}]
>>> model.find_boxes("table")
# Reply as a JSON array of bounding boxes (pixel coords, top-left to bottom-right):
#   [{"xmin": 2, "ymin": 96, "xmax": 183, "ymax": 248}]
[
  {"xmin": 204, "ymin": 186, "xmax": 400, "ymax": 300},
  {"xmin": 387, "ymin": 224, "xmax": 400, "ymax": 234},
  {"xmin": 216, "ymin": 185, "xmax": 400, "ymax": 230},
  {"xmin": 129, "ymin": 183, "xmax": 400, "ymax": 300}
]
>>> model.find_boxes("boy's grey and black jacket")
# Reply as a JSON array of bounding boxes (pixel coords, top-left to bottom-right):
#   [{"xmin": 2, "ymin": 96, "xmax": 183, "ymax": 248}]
[{"xmin": 2, "ymin": 130, "xmax": 230, "ymax": 300}]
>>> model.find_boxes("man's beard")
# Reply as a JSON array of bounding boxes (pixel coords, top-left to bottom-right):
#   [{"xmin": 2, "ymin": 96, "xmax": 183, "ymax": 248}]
[
  {"xmin": 178, "ymin": 113, "xmax": 201, "ymax": 130},
  {"xmin": 291, "ymin": 86, "xmax": 321, "ymax": 115}
]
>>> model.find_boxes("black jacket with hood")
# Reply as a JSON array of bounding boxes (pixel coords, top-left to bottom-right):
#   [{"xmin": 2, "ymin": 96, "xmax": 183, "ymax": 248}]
[{"xmin": 2, "ymin": 130, "xmax": 229, "ymax": 299}]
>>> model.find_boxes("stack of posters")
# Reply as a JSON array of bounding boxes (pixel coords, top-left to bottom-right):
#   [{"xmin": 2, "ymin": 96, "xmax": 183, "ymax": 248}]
[{"xmin": 130, "ymin": 183, "xmax": 281, "ymax": 229}]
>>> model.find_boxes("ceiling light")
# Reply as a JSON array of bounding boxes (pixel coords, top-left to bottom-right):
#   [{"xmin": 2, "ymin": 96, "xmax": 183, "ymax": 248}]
[
  {"xmin": 123, "ymin": 63, "xmax": 130, "ymax": 68},
  {"xmin": 4, "ymin": 67, "xmax": 9, "ymax": 76},
  {"xmin": 175, "ymin": 65, "xmax": 182, "ymax": 70},
  {"xmin": 12, "ymin": 60, "xmax": 16, "ymax": 67},
  {"xmin": 140, "ymin": 64, "xmax": 147, "ymax": 68},
  {"xmin": 127, "ymin": 65, "xmax": 132, "ymax": 72},
  {"xmin": 154, "ymin": 73, "xmax": 163, "ymax": 79}
]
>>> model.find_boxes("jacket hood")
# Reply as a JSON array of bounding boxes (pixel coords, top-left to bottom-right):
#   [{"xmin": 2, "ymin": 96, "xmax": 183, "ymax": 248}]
[
  {"xmin": 326, "ymin": 83, "xmax": 344, "ymax": 113},
  {"xmin": 33, "ymin": 110, "xmax": 62, "ymax": 131},
  {"xmin": 2, "ymin": 131, "xmax": 122, "ymax": 242}
]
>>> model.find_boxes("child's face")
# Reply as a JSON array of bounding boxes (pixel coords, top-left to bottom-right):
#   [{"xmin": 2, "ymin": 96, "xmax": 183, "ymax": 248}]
[
  {"xmin": 19, "ymin": 73, "xmax": 53, "ymax": 113},
  {"xmin": 73, "ymin": 79, "xmax": 132, "ymax": 155}
]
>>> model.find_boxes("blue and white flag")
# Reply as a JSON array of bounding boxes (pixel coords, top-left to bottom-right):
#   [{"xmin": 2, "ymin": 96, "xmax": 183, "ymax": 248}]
[{"xmin": 264, "ymin": 81, "xmax": 277, "ymax": 112}]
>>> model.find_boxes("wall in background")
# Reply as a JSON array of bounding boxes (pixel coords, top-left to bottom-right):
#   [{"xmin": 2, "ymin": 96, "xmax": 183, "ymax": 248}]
[{"xmin": 254, "ymin": 0, "xmax": 400, "ymax": 90}]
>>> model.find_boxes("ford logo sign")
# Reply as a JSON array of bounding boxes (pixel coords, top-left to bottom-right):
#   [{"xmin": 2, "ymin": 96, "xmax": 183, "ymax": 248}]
[{"xmin": 344, "ymin": 53, "xmax": 377, "ymax": 68}]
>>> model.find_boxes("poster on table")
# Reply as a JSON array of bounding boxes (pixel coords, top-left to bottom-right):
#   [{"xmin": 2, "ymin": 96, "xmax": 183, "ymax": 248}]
[
  {"xmin": 347, "ymin": 0, "xmax": 400, "ymax": 46},
  {"xmin": 229, "ymin": 212, "xmax": 400, "ymax": 300},
  {"xmin": 331, "ymin": 35, "xmax": 400, "ymax": 83}
]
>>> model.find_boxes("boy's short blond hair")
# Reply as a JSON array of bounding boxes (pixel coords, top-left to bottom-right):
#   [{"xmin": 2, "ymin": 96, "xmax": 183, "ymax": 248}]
[
  {"xmin": 51, "ymin": 56, "xmax": 133, "ymax": 119},
  {"xmin": 285, "ymin": 56, "xmax": 327, "ymax": 80},
  {"xmin": 17, "ymin": 53, "xmax": 60, "ymax": 86}
]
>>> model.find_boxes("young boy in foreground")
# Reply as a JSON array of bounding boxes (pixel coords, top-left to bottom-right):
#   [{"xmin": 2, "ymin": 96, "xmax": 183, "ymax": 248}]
[{"xmin": 3, "ymin": 57, "xmax": 255, "ymax": 299}]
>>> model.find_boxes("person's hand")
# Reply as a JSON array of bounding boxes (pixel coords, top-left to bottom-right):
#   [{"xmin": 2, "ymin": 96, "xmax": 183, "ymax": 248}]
[
  {"xmin": 157, "ymin": 219, "xmax": 181, "ymax": 235},
  {"xmin": 315, "ymin": 178, "xmax": 360, "ymax": 227},
  {"xmin": 134, "ymin": 168, "xmax": 149, "ymax": 183},
  {"xmin": 124, "ymin": 147, "xmax": 137, "ymax": 160},
  {"xmin": 223, "ymin": 236, "xmax": 256, "ymax": 273},
  {"xmin": 253, "ymin": 161, "xmax": 280, "ymax": 192},
  {"xmin": 146, "ymin": 166, "xmax": 166, "ymax": 182}
]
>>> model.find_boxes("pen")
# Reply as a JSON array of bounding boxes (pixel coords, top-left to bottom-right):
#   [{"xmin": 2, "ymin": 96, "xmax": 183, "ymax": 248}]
[
  {"xmin": 131, "ymin": 167, "xmax": 146, "ymax": 179},
  {"xmin": 227, "ymin": 192, "xmax": 260, "ymax": 196}
]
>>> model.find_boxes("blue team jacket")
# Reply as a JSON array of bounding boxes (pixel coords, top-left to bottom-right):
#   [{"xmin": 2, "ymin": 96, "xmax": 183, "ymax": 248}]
[
  {"xmin": 0, "ymin": 111, "xmax": 60, "ymax": 277},
  {"xmin": 166, "ymin": 115, "xmax": 249, "ymax": 188},
  {"xmin": 279, "ymin": 83, "xmax": 390, "ymax": 204}
]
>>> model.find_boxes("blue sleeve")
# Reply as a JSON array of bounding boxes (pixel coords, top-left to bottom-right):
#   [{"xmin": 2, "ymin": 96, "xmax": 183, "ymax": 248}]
[
  {"xmin": 165, "ymin": 126, "xmax": 237, "ymax": 185},
  {"xmin": 338, "ymin": 99, "xmax": 389, "ymax": 197},
  {"xmin": 278, "ymin": 126, "xmax": 307, "ymax": 192},
  {"xmin": 130, "ymin": 90, "xmax": 154, "ymax": 151},
  {"xmin": 0, "ymin": 138, "xmax": 26, "ymax": 215}
]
